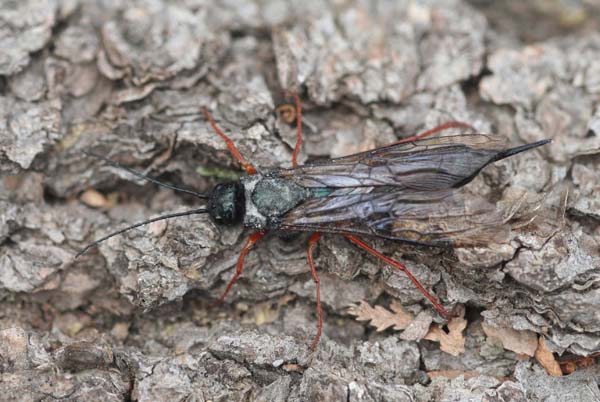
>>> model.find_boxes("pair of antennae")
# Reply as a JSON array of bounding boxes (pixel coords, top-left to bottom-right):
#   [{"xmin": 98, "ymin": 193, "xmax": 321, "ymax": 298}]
[{"xmin": 75, "ymin": 151, "xmax": 211, "ymax": 258}]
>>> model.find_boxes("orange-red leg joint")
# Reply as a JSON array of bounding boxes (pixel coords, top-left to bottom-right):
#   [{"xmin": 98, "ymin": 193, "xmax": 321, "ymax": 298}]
[
  {"xmin": 214, "ymin": 231, "xmax": 265, "ymax": 306},
  {"xmin": 202, "ymin": 107, "xmax": 257, "ymax": 175}
]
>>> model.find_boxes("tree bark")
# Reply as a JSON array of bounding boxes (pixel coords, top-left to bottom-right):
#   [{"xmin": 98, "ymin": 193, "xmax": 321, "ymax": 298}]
[{"xmin": 1, "ymin": 0, "xmax": 600, "ymax": 401}]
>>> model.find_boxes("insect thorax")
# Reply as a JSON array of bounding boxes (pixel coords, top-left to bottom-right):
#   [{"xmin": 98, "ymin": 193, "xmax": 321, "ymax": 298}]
[{"xmin": 241, "ymin": 174, "xmax": 309, "ymax": 230}]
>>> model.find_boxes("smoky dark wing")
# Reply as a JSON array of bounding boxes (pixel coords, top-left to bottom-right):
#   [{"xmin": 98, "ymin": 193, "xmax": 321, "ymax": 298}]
[
  {"xmin": 279, "ymin": 186, "xmax": 513, "ymax": 246},
  {"xmin": 275, "ymin": 134, "xmax": 516, "ymax": 246},
  {"xmin": 275, "ymin": 134, "xmax": 508, "ymax": 190}
]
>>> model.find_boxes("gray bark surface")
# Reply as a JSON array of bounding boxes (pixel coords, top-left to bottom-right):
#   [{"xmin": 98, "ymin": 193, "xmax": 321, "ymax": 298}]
[{"xmin": 1, "ymin": 0, "xmax": 600, "ymax": 401}]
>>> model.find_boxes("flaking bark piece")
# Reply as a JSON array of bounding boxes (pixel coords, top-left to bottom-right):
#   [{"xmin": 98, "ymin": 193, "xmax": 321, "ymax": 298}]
[
  {"xmin": 54, "ymin": 25, "xmax": 100, "ymax": 64},
  {"xmin": 483, "ymin": 37, "xmax": 600, "ymax": 161},
  {"xmin": 482, "ymin": 321, "xmax": 538, "ymax": 357},
  {"xmin": 0, "ymin": 0, "xmax": 58, "ymax": 75},
  {"xmin": 571, "ymin": 162, "xmax": 600, "ymax": 220},
  {"xmin": 534, "ymin": 337, "xmax": 562, "ymax": 377},
  {"xmin": 273, "ymin": 1, "xmax": 486, "ymax": 105},
  {"xmin": 400, "ymin": 310, "xmax": 434, "ymax": 341},
  {"xmin": 0, "ymin": 327, "xmax": 51, "ymax": 371},
  {"xmin": 0, "ymin": 98, "xmax": 62, "ymax": 171},
  {"xmin": 426, "ymin": 370, "xmax": 484, "ymax": 380},
  {"xmin": 209, "ymin": 330, "xmax": 311, "ymax": 368},
  {"xmin": 99, "ymin": 1, "xmax": 228, "ymax": 92}
]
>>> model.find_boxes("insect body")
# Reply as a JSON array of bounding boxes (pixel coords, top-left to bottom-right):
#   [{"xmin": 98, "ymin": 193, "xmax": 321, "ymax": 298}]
[
  {"xmin": 78, "ymin": 94, "xmax": 550, "ymax": 350},
  {"xmin": 213, "ymin": 135, "xmax": 548, "ymax": 238}
]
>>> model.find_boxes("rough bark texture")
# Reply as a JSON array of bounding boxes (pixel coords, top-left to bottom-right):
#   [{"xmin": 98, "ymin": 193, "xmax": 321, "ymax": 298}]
[{"xmin": 1, "ymin": 0, "xmax": 600, "ymax": 401}]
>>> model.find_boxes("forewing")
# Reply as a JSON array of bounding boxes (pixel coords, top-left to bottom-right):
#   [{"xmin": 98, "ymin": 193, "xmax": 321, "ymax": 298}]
[
  {"xmin": 275, "ymin": 134, "xmax": 508, "ymax": 190},
  {"xmin": 275, "ymin": 134, "xmax": 516, "ymax": 246},
  {"xmin": 279, "ymin": 186, "xmax": 513, "ymax": 247}
]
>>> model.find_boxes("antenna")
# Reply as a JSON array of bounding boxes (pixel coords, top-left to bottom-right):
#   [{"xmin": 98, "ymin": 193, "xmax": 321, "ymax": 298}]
[
  {"xmin": 83, "ymin": 150, "xmax": 209, "ymax": 199},
  {"xmin": 75, "ymin": 207, "xmax": 209, "ymax": 258}
]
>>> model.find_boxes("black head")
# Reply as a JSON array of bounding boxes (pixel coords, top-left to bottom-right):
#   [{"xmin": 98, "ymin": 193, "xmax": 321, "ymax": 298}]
[{"xmin": 208, "ymin": 182, "xmax": 245, "ymax": 225}]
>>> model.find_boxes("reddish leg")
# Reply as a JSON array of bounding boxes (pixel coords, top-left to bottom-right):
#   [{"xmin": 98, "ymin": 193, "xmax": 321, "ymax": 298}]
[
  {"xmin": 345, "ymin": 235, "xmax": 452, "ymax": 320},
  {"xmin": 202, "ymin": 108, "xmax": 257, "ymax": 175},
  {"xmin": 393, "ymin": 121, "xmax": 476, "ymax": 145},
  {"xmin": 306, "ymin": 232, "xmax": 323, "ymax": 350},
  {"xmin": 214, "ymin": 231, "xmax": 265, "ymax": 305},
  {"xmin": 283, "ymin": 91, "xmax": 303, "ymax": 167}
]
